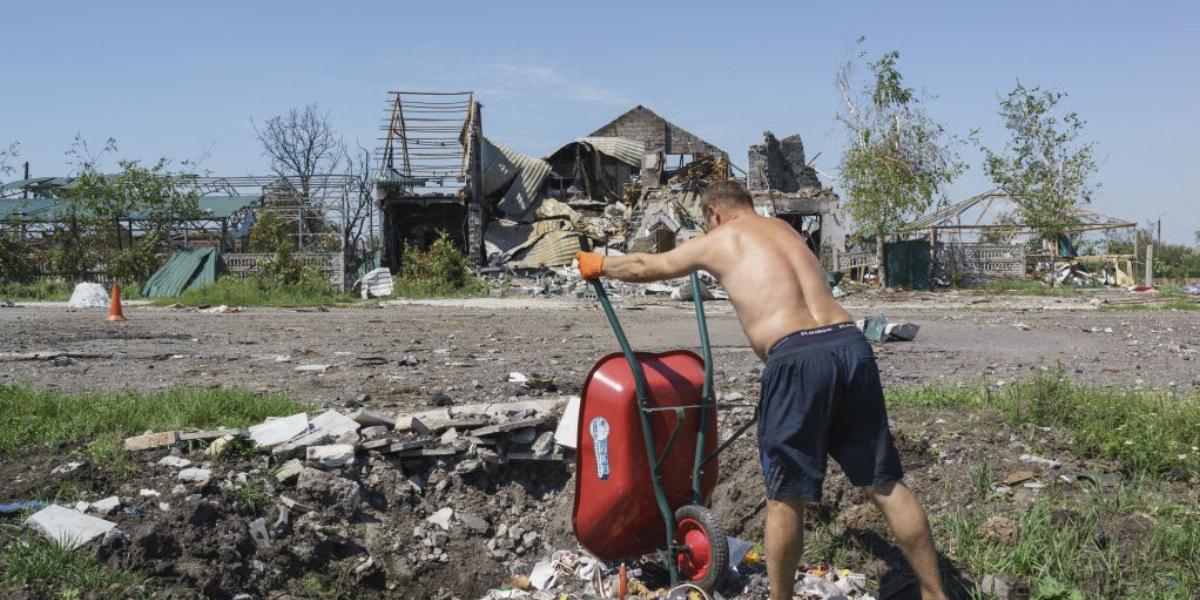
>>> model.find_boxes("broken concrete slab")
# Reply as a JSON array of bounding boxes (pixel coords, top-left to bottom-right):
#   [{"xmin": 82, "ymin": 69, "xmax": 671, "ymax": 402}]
[
  {"xmin": 279, "ymin": 495, "xmax": 313, "ymax": 513},
  {"xmin": 24, "ymin": 504, "xmax": 117, "ymax": 549},
  {"xmin": 311, "ymin": 409, "xmax": 361, "ymax": 438},
  {"xmin": 274, "ymin": 459, "xmax": 304, "ymax": 484},
  {"xmin": 553, "ymin": 395, "xmax": 581, "ymax": 449},
  {"xmin": 507, "ymin": 452, "xmax": 565, "ymax": 462},
  {"xmin": 306, "ymin": 444, "xmax": 356, "ymax": 469},
  {"xmin": 360, "ymin": 438, "xmax": 391, "ymax": 450},
  {"xmin": 296, "ymin": 467, "xmax": 361, "ymax": 517},
  {"xmin": 124, "ymin": 431, "xmax": 180, "ymax": 451},
  {"xmin": 349, "ymin": 408, "xmax": 395, "ymax": 428},
  {"xmin": 360, "ymin": 425, "xmax": 388, "ymax": 440},
  {"xmin": 426, "ymin": 507, "xmax": 453, "ymax": 531},
  {"xmin": 470, "ymin": 417, "xmax": 549, "ymax": 438},
  {"xmin": 271, "ymin": 429, "xmax": 333, "ymax": 459},
  {"xmin": 392, "ymin": 447, "xmax": 457, "ymax": 458},
  {"xmin": 249, "ymin": 413, "xmax": 308, "ymax": 448},
  {"xmin": 394, "ymin": 414, "xmax": 430, "ymax": 434}
]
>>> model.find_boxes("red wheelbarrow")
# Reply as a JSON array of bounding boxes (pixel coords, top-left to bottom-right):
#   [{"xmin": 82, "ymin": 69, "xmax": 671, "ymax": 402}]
[{"xmin": 572, "ymin": 274, "xmax": 758, "ymax": 591}]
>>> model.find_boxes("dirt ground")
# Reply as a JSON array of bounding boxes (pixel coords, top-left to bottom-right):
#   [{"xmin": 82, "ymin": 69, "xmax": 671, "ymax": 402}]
[
  {"xmin": 0, "ymin": 290, "xmax": 1197, "ymax": 598},
  {"xmin": 1, "ymin": 291, "xmax": 1196, "ymax": 409}
]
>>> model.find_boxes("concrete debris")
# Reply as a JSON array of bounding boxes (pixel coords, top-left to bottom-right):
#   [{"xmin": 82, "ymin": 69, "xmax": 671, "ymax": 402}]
[
  {"xmin": 177, "ymin": 467, "xmax": 213, "ymax": 484},
  {"xmin": 206, "ymin": 435, "xmax": 235, "ymax": 459},
  {"xmin": 249, "ymin": 413, "xmax": 309, "ymax": 448},
  {"xmin": 426, "ymin": 507, "xmax": 453, "ymax": 531},
  {"xmin": 553, "ymin": 395, "xmax": 581, "ymax": 449},
  {"xmin": 884, "ymin": 322, "xmax": 920, "ymax": 341},
  {"xmin": 89, "ymin": 496, "xmax": 121, "ymax": 516},
  {"xmin": 51, "ymin": 461, "xmax": 85, "ymax": 475},
  {"xmin": 310, "ymin": 409, "xmax": 362, "ymax": 440},
  {"xmin": 157, "ymin": 455, "xmax": 193, "ymax": 469},
  {"xmin": 349, "ymin": 408, "xmax": 395, "ymax": 428},
  {"xmin": 24, "ymin": 504, "xmax": 117, "ymax": 549},
  {"xmin": 124, "ymin": 430, "xmax": 180, "ymax": 451},
  {"xmin": 306, "ymin": 444, "xmax": 356, "ymax": 469},
  {"xmin": 274, "ymin": 458, "xmax": 305, "ymax": 483},
  {"xmin": 295, "ymin": 467, "xmax": 361, "ymax": 517}
]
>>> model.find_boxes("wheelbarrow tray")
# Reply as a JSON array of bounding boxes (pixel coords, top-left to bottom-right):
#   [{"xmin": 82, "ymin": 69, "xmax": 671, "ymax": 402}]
[{"xmin": 572, "ymin": 349, "xmax": 719, "ymax": 561}]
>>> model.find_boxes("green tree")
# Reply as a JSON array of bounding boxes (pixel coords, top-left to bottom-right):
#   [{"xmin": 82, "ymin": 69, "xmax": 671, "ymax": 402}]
[
  {"xmin": 984, "ymin": 83, "xmax": 1098, "ymax": 284},
  {"xmin": 57, "ymin": 158, "xmax": 201, "ymax": 282},
  {"xmin": 837, "ymin": 46, "xmax": 964, "ymax": 287},
  {"xmin": 0, "ymin": 141, "xmax": 18, "ymax": 177}
]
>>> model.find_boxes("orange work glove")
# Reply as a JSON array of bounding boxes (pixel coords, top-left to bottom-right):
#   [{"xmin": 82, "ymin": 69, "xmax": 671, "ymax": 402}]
[{"xmin": 576, "ymin": 252, "xmax": 605, "ymax": 280}]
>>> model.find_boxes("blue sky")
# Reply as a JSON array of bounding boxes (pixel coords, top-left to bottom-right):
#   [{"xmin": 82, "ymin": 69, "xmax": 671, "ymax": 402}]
[{"xmin": 3, "ymin": 0, "xmax": 1197, "ymax": 242}]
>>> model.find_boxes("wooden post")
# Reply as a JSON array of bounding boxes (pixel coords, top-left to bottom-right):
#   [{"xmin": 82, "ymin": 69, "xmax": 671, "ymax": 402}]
[{"xmin": 1145, "ymin": 243, "xmax": 1154, "ymax": 287}]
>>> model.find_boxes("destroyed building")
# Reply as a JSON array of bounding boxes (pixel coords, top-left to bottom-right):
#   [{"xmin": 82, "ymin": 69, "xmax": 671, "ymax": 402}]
[
  {"xmin": 374, "ymin": 96, "xmax": 844, "ymax": 276},
  {"xmin": 745, "ymin": 131, "xmax": 845, "ymax": 269}
]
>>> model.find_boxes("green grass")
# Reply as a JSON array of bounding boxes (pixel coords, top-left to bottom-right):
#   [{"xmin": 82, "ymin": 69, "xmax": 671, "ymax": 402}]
[
  {"xmin": 390, "ymin": 276, "xmax": 488, "ymax": 299},
  {"xmin": 976, "ymin": 279, "xmax": 1097, "ymax": 297},
  {"xmin": 888, "ymin": 371, "xmax": 1200, "ymax": 479},
  {"xmin": 1098, "ymin": 298, "xmax": 1200, "ymax": 312},
  {"xmin": 0, "ymin": 280, "xmax": 144, "ymax": 302},
  {"xmin": 0, "ymin": 531, "xmax": 149, "ymax": 599},
  {"xmin": 159, "ymin": 276, "xmax": 355, "ymax": 307},
  {"xmin": 229, "ymin": 480, "xmax": 270, "ymax": 516},
  {"xmin": 0, "ymin": 384, "xmax": 305, "ymax": 459},
  {"xmin": 937, "ymin": 482, "xmax": 1199, "ymax": 599}
]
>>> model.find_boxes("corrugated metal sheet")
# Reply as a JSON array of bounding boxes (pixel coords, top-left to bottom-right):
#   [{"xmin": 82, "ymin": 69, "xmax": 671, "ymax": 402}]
[
  {"xmin": 508, "ymin": 229, "xmax": 584, "ymax": 270},
  {"xmin": 141, "ymin": 248, "xmax": 222, "ymax": 298},
  {"xmin": 481, "ymin": 137, "xmax": 552, "ymax": 222},
  {"xmin": 576, "ymin": 137, "xmax": 645, "ymax": 167}
]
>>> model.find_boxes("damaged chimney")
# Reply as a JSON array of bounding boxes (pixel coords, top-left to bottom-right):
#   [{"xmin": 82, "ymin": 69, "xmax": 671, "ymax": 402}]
[{"xmin": 747, "ymin": 131, "xmax": 822, "ymax": 192}]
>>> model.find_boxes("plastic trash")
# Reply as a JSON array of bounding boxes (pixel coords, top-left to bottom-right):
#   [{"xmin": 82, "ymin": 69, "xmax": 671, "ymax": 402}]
[{"xmin": 528, "ymin": 560, "xmax": 558, "ymax": 591}]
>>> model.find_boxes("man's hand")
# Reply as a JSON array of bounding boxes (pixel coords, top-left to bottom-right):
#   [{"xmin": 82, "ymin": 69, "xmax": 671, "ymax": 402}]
[{"xmin": 576, "ymin": 252, "xmax": 605, "ymax": 280}]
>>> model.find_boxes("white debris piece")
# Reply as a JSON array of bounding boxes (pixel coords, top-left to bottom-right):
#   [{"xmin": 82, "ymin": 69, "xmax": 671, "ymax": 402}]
[
  {"xmin": 177, "ymin": 468, "xmax": 213, "ymax": 483},
  {"xmin": 90, "ymin": 496, "xmax": 121, "ymax": 515},
  {"xmin": 306, "ymin": 444, "xmax": 356, "ymax": 469},
  {"xmin": 157, "ymin": 455, "xmax": 193, "ymax": 469},
  {"xmin": 24, "ymin": 505, "xmax": 117, "ymax": 549},
  {"xmin": 249, "ymin": 413, "xmax": 309, "ymax": 448},
  {"xmin": 294, "ymin": 364, "xmax": 333, "ymax": 374},
  {"xmin": 1019, "ymin": 453, "xmax": 1063, "ymax": 469},
  {"xmin": 360, "ymin": 267, "xmax": 394, "ymax": 299},
  {"xmin": 310, "ymin": 410, "xmax": 361, "ymax": 439},
  {"xmin": 553, "ymin": 396, "xmax": 581, "ymax": 449},
  {"xmin": 67, "ymin": 283, "xmax": 109, "ymax": 309},
  {"xmin": 507, "ymin": 372, "xmax": 528, "ymax": 385},
  {"xmin": 426, "ymin": 507, "xmax": 453, "ymax": 531}
]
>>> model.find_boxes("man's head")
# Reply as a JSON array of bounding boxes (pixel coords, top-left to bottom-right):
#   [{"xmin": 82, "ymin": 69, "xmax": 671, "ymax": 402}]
[{"xmin": 700, "ymin": 180, "xmax": 755, "ymax": 231}]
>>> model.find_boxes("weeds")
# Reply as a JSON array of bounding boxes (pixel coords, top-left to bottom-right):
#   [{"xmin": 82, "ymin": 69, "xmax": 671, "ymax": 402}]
[
  {"xmin": 230, "ymin": 480, "xmax": 270, "ymax": 516},
  {"xmin": 968, "ymin": 460, "xmax": 995, "ymax": 498},
  {"xmin": 0, "ymin": 384, "xmax": 305, "ymax": 458},
  {"xmin": 392, "ymin": 232, "xmax": 486, "ymax": 298},
  {"xmin": 0, "ymin": 532, "xmax": 147, "ymax": 599},
  {"xmin": 977, "ymin": 279, "xmax": 1096, "ymax": 297},
  {"xmin": 888, "ymin": 370, "xmax": 1200, "ymax": 479},
  {"xmin": 1098, "ymin": 298, "xmax": 1200, "ymax": 312},
  {"xmin": 163, "ymin": 275, "xmax": 354, "ymax": 307}
]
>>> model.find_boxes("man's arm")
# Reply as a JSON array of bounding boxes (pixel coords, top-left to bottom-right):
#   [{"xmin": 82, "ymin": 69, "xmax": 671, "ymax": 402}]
[{"xmin": 598, "ymin": 234, "xmax": 714, "ymax": 283}]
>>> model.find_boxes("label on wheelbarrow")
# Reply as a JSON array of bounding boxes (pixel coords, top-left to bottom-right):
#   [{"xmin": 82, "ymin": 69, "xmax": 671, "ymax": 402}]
[{"xmin": 589, "ymin": 417, "xmax": 611, "ymax": 480}]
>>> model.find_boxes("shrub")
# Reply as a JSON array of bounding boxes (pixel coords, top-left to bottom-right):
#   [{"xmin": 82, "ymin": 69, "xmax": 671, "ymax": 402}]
[{"xmin": 393, "ymin": 232, "xmax": 485, "ymax": 298}]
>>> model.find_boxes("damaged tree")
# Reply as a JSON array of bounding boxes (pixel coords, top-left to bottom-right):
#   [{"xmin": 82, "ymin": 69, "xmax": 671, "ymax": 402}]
[
  {"xmin": 836, "ymin": 46, "xmax": 963, "ymax": 287},
  {"xmin": 983, "ymin": 84, "xmax": 1098, "ymax": 285}
]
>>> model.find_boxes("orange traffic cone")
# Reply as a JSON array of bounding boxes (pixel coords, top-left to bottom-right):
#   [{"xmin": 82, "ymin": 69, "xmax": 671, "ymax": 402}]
[{"xmin": 106, "ymin": 283, "xmax": 127, "ymax": 322}]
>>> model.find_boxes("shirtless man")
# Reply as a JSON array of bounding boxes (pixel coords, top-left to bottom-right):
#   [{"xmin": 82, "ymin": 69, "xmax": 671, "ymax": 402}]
[{"xmin": 575, "ymin": 181, "xmax": 947, "ymax": 600}]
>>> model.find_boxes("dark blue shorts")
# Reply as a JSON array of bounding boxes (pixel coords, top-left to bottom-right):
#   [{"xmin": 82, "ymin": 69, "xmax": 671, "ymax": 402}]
[{"xmin": 757, "ymin": 323, "xmax": 903, "ymax": 502}]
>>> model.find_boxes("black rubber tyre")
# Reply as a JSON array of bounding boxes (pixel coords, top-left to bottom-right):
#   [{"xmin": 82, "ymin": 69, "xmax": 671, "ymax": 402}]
[{"xmin": 673, "ymin": 504, "xmax": 729, "ymax": 591}]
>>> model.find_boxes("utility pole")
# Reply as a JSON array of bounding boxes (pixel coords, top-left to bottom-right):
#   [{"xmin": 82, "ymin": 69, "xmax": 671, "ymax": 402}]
[{"xmin": 1157, "ymin": 218, "xmax": 1162, "ymax": 246}]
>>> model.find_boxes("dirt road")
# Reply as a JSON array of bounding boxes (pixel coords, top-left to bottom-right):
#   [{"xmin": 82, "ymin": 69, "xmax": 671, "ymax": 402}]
[{"xmin": 1, "ymin": 294, "xmax": 1195, "ymax": 411}]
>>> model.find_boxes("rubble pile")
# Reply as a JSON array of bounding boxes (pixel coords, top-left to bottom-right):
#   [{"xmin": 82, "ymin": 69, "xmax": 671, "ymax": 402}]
[{"xmin": 19, "ymin": 399, "xmax": 575, "ymax": 597}]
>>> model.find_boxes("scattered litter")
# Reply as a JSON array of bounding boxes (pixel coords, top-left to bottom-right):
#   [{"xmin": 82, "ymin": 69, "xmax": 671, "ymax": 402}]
[
  {"xmin": 1019, "ymin": 453, "xmax": 1063, "ymax": 469},
  {"xmin": 0, "ymin": 500, "xmax": 48, "ymax": 515},
  {"xmin": 294, "ymin": 363, "xmax": 333, "ymax": 374},
  {"xmin": 360, "ymin": 267, "xmax": 394, "ymax": 299}
]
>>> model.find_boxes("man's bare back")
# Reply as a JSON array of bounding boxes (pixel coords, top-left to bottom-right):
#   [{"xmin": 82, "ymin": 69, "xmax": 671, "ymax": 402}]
[{"xmin": 697, "ymin": 213, "xmax": 852, "ymax": 358}]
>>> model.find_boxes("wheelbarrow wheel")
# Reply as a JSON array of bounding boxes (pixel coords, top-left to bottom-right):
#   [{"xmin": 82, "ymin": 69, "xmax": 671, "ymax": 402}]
[{"xmin": 674, "ymin": 504, "xmax": 728, "ymax": 591}]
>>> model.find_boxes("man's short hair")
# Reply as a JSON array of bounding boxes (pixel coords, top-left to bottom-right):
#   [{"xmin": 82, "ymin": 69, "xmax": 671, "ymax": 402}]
[{"xmin": 701, "ymin": 180, "xmax": 754, "ymax": 213}]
